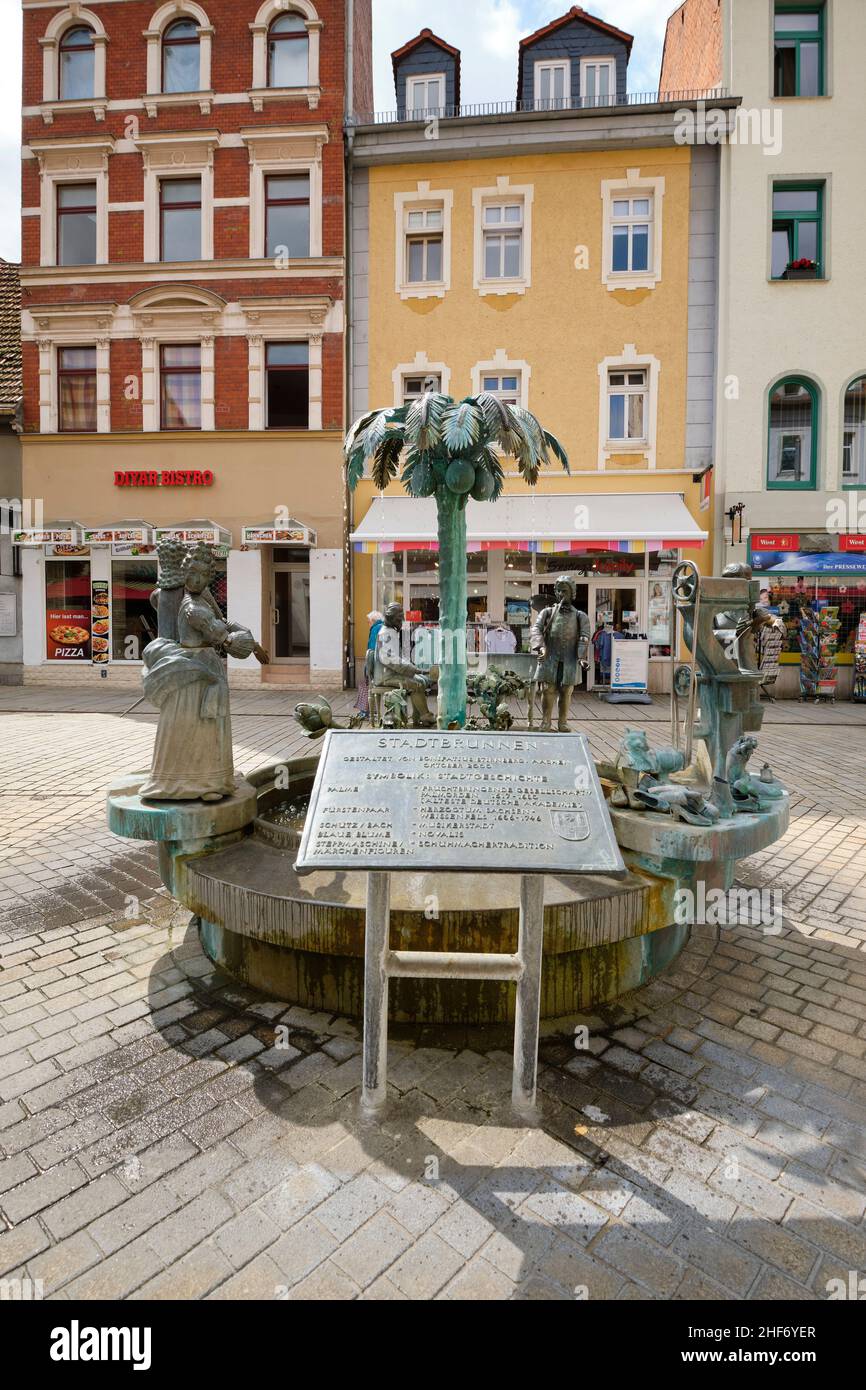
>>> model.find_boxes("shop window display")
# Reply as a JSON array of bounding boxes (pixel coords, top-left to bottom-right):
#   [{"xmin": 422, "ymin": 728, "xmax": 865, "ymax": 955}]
[
  {"xmin": 766, "ymin": 576, "xmax": 866, "ymax": 659},
  {"xmin": 45, "ymin": 559, "xmax": 91, "ymax": 660},
  {"xmin": 647, "ymin": 579, "xmax": 672, "ymax": 658},
  {"xmin": 111, "ymin": 560, "xmax": 158, "ymax": 660}
]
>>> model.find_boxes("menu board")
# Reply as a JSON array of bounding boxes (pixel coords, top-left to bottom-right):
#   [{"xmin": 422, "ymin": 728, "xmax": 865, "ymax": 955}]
[{"xmin": 90, "ymin": 580, "xmax": 110, "ymax": 664}]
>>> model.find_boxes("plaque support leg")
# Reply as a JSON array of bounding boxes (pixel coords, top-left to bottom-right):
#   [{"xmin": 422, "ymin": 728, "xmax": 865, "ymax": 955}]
[
  {"xmin": 512, "ymin": 873, "xmax": 545, "ymax": 1114},
  {"xmin": 362, "ymin": 871, "xmax": 391, "ymax": 1111}
]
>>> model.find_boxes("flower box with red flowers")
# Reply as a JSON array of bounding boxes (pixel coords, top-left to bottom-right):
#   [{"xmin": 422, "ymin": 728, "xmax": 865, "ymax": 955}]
[{"xmin": 785, "ymin": 258, "xmax": 819, "ymax": 280}]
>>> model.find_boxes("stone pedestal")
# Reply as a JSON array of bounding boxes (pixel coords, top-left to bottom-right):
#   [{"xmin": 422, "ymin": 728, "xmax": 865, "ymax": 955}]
[{"xmin": 107, "ymin": 774, "xmax": 258, "ymax": 899}]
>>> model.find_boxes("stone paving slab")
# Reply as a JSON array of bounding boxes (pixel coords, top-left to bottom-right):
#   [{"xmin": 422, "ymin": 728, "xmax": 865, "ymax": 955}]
[{"xmin": 0, "ymin": 691, "xmax": 865, "ymax": 1300}]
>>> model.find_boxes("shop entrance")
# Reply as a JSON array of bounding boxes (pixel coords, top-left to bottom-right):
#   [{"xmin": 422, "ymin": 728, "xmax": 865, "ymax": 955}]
[
  {"xmin": 588, "ymin": 583, "xmax": 641, "ymax": 691},
  {"xmin": 270, "ymin": 548, "xmax": 310, "ymax": 662}
]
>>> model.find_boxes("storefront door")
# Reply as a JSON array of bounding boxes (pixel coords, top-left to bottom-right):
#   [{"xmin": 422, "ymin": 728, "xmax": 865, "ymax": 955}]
[
  {"xmin": 271, "ymin": 561, "xmax": 310, "ymax": 662},
  {"xmin": 588, "ymin": 582, "xmax": 641, "ymax": 691}
]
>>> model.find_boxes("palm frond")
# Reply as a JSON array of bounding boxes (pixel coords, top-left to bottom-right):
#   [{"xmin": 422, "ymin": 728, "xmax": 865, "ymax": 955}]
[
  {"xmin": 344, "ymin": 408, "xmax": 383, "ymax": 459},
  {"xmin": 404, "ymin": 392, "xmax": 450, "ymax": 451},
  {"xmin": 346, "ymin": 445, "xmax": 366, "ymax": 491},
  {"xmin": 441, "ymin": 400, "xmax": 481, "ymax": 453},
  {"xmin": 508, "ymin": 405, "xmax": 545, "ymax": 460},
  {"xmin": 355, "ymin": 408, "xmax": 402, "ymax": 463},
  {"xmin": 370, "ymin": 433, "xmax": 405, "ymax": 490},
  {"xmin": 472, "ymin": 445, "xmax": 506, "ymax": 501},
  {"xmin": 505, "ymin": 405, "xmax": 543, "ymax": 484},
  {"xmin": 542, "ymin": 429, "xmax": 571, "ymax": 474}
]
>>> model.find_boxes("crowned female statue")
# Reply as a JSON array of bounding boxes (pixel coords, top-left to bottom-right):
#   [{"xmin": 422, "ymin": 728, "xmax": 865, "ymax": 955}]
[{"xmin": 140, "ymin": 543, "xmax": 268, "ymax": 802}]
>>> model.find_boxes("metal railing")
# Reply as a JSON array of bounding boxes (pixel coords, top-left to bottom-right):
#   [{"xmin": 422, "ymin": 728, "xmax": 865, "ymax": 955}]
[{"xmin": 349, "ymin": 88, "xmax": 732, "ymax": 128}]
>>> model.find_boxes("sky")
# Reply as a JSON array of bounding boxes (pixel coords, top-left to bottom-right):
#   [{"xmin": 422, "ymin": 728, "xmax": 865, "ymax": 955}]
[{"xmin": 0, "ymin": 0, "xmax": 673, "ymax": 262}]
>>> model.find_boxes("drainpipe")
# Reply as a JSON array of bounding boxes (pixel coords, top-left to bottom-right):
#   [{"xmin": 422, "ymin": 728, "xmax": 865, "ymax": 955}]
[{"xmin": 343, "ymin": 0, "xmax": 356, "ymax": 690}]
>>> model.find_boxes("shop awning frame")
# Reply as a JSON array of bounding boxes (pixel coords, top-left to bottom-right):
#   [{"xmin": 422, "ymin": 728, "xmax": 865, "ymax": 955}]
[
  {"xmin": 12, "ymin": 519, "xmax": 85, "ymax": 546},
  {"xmin": 82, "ymin": 521, "xmax": 154, "ymax": 545},
  {"xmin": 350, "ymin": 493, "xmax": 708, "ymax": 550},
  {"xmin": 242, "ymin": 520, "xmax": 318, "ymax": 547},
  {"xmin": 153, "ymin": 520, "xmax": 232, "ymax": 547}
]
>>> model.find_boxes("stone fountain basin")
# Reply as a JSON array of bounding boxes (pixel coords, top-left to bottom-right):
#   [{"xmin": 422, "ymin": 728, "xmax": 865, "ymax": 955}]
[
  {"xmin": 175, "ymin": 758, "xmax": 683, "ymax": 1024},
  {"xmin": 107, "ymin": 752, "xmax": 787, "ymax": 1026}
]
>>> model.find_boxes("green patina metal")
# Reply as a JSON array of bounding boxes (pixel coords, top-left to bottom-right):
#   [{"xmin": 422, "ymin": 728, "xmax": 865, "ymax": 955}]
[
  {"xmin": 345, "ymin": 391, "xmax": 569, "ymax": 728},
  {"xmin": 106, "ymin": 562, "xmax": 792, "ymax": 1028}
]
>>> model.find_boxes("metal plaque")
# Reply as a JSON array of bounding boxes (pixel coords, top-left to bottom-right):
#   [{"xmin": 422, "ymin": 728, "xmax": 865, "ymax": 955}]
[{"xmin": 295, "ymin": 730, "xmax": 625, "ymax": 876}]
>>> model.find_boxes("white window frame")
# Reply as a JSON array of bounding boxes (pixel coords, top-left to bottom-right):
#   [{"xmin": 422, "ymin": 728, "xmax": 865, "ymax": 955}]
[
  {"xmin": 601, "ymin": 168, "xmax": 665, "ymax": 292},
  {"xmin": 392, "ymin": 352, "xmax": 451, "ymax": 409},
  {"xmin": 243, "ymin": 126, "xmax": 327, "ymax": 261},
  {"xmin": 31, "ymin": 138, "xmax": 113, "ymax": 268},
  {"xmin": 534, "ymin": 59, "xmax": 570, "ymax": 110},
  {"xmin": 607, "ymin": 369, "xmax": 648, "ymax": 443},
  {"xmin": 610, "ymin": 195, "xmax": 654, "ymax": 275},
  {"xmin": 249, "ymin": 0, "xmax": 322, "ymax": 112},
  {"xmin": 135, "ymin": 133, "xmax": 217, "ymax": 264},
  {"xmin": 24, "ymin": 299, "xmax": 116, "ymax": 432},
  {"xmin": 471, "ymin": 350, "xmax": 531, "ymax": 409},
  {"xmin": 394, "ymin": 183, "xmax": 453, "ymax": 300},
  {"xmin": 143, "ymin": 2, "xmax": 214, "ymax": 116},
  {"xmin": 245, "ymin": 310, "xmax": 326, "ymax": 430},
  {"xmin": 250, "ymin": 336, "xmax": 317, "ymax": 431},
  {"xmin": 406, "ymin": 73, "xmax": 446, "ymax": 116},
  {"xmin": 473, "ymin": 177, "xmax": 533, "ymax": 297},
  {"xmin": 841, "ymin": 374, "xmax": 866, "ymax": 487},
  {"xmin": 580, "ymin": 56, "xmax": 616, "ymax": 108},
  {"xmin": 401, "ymin": 371, "xmax": 443, "ymax": 406},
  {"xmin": 39, "ymin": 7, "xmax": 109, "ymax": 123},
  {"xmin": 597, "ymin": 345, "xmax": 661, "ymax": 470},
  {"xmin": 141, "ymin": 336, "xmax": 214, "ymax": 433},
  {"xmin": 403, "ymin": 207, "xmax": 444, "ymax": 288}
]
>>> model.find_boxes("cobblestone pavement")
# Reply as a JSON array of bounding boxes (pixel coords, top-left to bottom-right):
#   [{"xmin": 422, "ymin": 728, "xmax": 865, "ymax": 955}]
[{"xmin": 0, "ymin": 688, "xmax": 865, "ymax": 1300}]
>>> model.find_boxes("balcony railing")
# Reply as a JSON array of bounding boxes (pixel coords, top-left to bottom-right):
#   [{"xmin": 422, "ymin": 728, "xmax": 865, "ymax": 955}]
[{"xmin": 349, "ymin": 88, "xmax": 732, "ymax": 128}]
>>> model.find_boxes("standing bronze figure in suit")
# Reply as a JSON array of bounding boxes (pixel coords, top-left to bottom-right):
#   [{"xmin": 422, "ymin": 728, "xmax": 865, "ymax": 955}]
[{"xmin": 530, "ymin": 576, "xmax": 591, "ymax": 732}]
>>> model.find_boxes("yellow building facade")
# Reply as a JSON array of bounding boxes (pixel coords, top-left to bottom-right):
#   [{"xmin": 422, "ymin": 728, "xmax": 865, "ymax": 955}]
[{"xmin": 349, "ymin": 99, "xmax": 730, "ymax": 691}]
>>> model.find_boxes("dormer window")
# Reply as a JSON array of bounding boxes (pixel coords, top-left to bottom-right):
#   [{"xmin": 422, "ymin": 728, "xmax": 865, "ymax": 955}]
[
  {"xmin": 581, "ymin": 57, "xmax": 616, "ymax": 108},
  {"xmin": 406, "ymin": 73, "xmax": 445, "ymax": 117},
  {"xmin": 162, "ymin": 18, "xmax": 200, "ymax": 94},
  {"xmin": 268, "ymin": 12, "xmax": 309, "ymax": 88},
  {"xmin": 59, "ymin": 26, "xmax": 95, "ymax": 101},
  {"xmin": 534, "ymin": 60, "xmax": 570, "ymax": 111}
]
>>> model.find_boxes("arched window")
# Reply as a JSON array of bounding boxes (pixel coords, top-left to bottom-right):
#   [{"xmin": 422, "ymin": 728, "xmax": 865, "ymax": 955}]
[
  {"xmin": 267, "ymin": 13, "xmax": 308, "ymax": 88},
  {"xmin": 843, "ymin": 376, "xmax": 866, "ymax": 486},
  {"xmin": 162, "ymin": 18, "xmax": 200, "ymax": 93},
  {"xmin": 767, "ymin": 377, "xmax": 819, "ymax": 489},
  {"xmin": 59, "ymin": 25, "xmax": 95, "ymax": 100}
]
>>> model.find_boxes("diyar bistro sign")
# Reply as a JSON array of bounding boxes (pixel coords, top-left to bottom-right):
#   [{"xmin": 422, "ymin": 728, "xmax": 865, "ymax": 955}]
[{"xmin": 114, "ymin": 470, "xmax": 214, "ymax": 487}]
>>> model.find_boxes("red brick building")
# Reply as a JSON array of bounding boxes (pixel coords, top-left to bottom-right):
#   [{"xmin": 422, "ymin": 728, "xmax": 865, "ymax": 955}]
[{"xmin": 17, "ymin": 0, "xmax": 371, "ymax": 687}]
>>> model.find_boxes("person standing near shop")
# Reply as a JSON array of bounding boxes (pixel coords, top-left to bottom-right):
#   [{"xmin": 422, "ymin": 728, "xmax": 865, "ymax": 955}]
[{"xmin": 355, "ymin": 610, "xmax": 384, "ymax": 719}]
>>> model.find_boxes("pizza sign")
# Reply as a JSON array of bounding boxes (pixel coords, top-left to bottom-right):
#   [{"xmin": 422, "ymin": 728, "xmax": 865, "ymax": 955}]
[{"xmin": 46, "ymin": 609, "xmax": 91, "ymax": 661}]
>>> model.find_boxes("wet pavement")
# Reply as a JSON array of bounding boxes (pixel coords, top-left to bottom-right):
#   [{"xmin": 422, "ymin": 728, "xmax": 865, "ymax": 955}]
[{"xmin": 1, "ymin": 687, "xmax": 865, "ymax": 1300}]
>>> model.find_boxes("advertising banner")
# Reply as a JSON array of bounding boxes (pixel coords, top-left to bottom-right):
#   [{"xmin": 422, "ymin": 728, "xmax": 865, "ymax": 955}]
[
  {"xmin": 46, "ymin": 604, "xmax": 91, "ymax": 661},
  {"xmin": 611, "ymin": 636, "xmax": 649, "ymax": 692},
  {"xmin": 750, "ymin": 550, "xmax": 866, "ymax": 574},
  {"xmin": 90, "ymin": 579, "xmax": 110, "ymax": 665}
]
